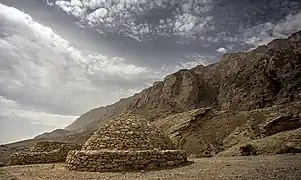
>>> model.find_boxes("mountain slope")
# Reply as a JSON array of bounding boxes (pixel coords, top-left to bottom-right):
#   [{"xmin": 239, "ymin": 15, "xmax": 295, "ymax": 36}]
[
  {"xmin": 64, "ymin": 30, "xmax": 301, "ymax": 133},
  {"xmin": 26, "ymin": 30, "xmax": 301, "ymax": 158},
  {"xmin": 155, "ymin": 102, "xmax": 301, "ymax": 156}
]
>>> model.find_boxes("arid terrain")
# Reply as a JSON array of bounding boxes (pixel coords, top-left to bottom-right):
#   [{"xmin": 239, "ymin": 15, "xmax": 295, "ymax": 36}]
[
  {"xmin": 1, "ymin": 30, "xmax": 301, "ymax": 180},
  {"xmin": 30, "ymin": 30, "xmax": 301, "ymax": 159},
  {"xmin": 1, "ymin": 1, "xmax": 301, "ymax": 179},
  {"xmin": 1, "ymin": 155, "xmax": 301, "ymax": 180}
]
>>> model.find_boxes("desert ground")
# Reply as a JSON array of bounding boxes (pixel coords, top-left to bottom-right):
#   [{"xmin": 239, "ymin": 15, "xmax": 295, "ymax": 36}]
[{"xmin": 1, "ymin": 154, "xmax": 301, "ymax": 180}]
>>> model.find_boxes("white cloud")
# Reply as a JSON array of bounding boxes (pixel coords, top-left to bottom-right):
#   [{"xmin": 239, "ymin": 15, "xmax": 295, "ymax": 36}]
[
  {"xmin": 1, "ymin": 2, "xmax": 210, "ymax": 138},
  {"xmin": 0, "ymin": 95, "xmax": 77, "ymax": 129},
  {"xmin": 182, "ymin": 2, "xmax": 192, "ymax": 13},
  {"xmin": 217, "ymin": 47, "xmax": 228, "ymax": 54},
  {"xmin": 1, "ymin": 106, "xmax": 77, "ymax": 128},
  {"xmin": 242, "ymin": 11, "xmax": 301, "ymax": 47},
  {"xmin": 47, "ymin": 0, "xmax": 214, "ymax": 41},
  {"xmin": 0, "ymin": 96, "xmax": 20, "ymax": 108},
  {"xmin": 173, "ymin": 14, "xmax": 214, "ymax": 35},
  {"xmin": 0, "ymin": 2, "xmax": 158, "ymax": 118},
  {"xmin": 273, "ymin": 12, "xmax": 301, "ymax": 38}
]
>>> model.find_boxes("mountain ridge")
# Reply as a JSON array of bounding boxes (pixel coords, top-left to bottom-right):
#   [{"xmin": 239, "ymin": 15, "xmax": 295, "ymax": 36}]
[
  {"xmin": 3, "ymin": 30, "xmax": 299, "ymax": 162},
  {"xmin": 63, "ymin": 30, "xmax": 301, "ymax": 134}
]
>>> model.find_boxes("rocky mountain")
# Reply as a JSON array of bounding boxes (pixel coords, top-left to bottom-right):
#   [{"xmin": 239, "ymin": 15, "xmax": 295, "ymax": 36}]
[
  {"xmin": 11, "ymin": 30, "xmax": 301, "ymax": 159},
  {"xmin": 63, "ymin": 30, "xmax": 301, "ymax": 130}
]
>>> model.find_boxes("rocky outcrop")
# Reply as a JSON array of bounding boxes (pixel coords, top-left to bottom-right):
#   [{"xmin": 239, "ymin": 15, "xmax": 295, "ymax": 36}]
[
  {"xmin": 128, "ymin": 69, "xmax": 201, "ymax": 120},
  {"xmin": 217, "ymin": 128, "xmax": 301, "ymax": 157},
  {"xmin": 218, "ymin": 47, "xmax": 301, "ymax": 111},
  {"xmin": 259, "ymin": 115, "xmax": 301, "ymax": 137},
  {"xmin": 155, "ymin": 102, "xmax": 301, "ymax": 156},
  {"xmin": 66, "ymin": 114, "xmax": 187, "ymax": 172}
]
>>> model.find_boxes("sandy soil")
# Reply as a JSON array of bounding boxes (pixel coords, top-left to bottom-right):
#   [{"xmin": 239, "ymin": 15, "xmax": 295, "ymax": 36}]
[{"xmin": 1, "ymin": 154, "xmax": 301, "ymax": 180}]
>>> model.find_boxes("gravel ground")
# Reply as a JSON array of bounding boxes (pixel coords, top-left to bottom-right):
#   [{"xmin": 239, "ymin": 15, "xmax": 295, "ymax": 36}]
[{"xmin": 1, "ymin": 154, "xmax": 301, "ymax": 180}]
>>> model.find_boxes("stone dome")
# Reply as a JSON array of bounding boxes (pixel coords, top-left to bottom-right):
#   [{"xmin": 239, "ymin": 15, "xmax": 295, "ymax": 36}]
[
  {"xmin": 66, "ymin": 114, "xmax": 188, "ymax": 172},
  {"xmin": 82, "ymin": 114, "xmax": 175, "ymax": 151}
]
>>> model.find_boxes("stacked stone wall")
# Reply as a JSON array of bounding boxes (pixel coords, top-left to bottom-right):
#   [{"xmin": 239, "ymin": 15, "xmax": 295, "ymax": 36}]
[
  {"xmin": 66, "ymin": 114, "xmax": 189, "ymax": 172},
  {"xmin": 8, "ymin": 150, "xmax": 61, "ymax": 165},
  {"xmin": 66, "ymin": 149, "xmax": 187, "ymax": 172},
  {"xmin": 30, "ymin": 141, "xmax": 69, "ymax": 152},
  {"xmin": 83, "ymin": 116, "xmax": 175, "ymax": 151},
  {"xmin": 8, "ymin": 142, "xmax": 81, "ymax": 165}
]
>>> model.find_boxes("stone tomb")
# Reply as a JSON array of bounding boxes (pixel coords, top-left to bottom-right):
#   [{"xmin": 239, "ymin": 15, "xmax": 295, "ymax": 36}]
[
  {"xmin": 66, "ymin": 114, "xmax": 188, "ymax": 172},
  {"xmin": 8, "ymin": 141, "xmax": 82, "ymax": 165}
]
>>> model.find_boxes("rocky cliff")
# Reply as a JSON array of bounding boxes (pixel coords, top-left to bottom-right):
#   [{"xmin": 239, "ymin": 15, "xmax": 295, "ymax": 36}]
[
  {"xmin": 23, "ymin": 30, "xmax": 301, "ymax": 157},
  {"xmin": 64, "ymin": 31, "xmax": 301, "ymax": 130}
]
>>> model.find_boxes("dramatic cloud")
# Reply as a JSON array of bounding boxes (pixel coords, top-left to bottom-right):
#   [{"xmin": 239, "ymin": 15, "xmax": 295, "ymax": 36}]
[
  {"xmin": 46, "ymin": 0, "xmax": 215, "ymax": 41},
  {"xmin": 0, "ymin": 2, "xmax": 212, "ymax": 143},
  {"xmin": 242, "ymin": 11, "xmax": 301, "ymax": 47},
  {"xmin": 44, "ymin": 0, "xmax": 301, "ymax": 51},
  {"xmin": 0, "ymin": 2, "xmax": 156, "ymax": 142},
  {"xmin": 0, "ymin": 2, "xmax": 158, "ymax": 116}
]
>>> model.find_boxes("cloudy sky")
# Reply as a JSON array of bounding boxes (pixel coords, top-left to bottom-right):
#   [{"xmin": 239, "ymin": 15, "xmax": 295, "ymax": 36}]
[{"xmin": 0, "ymin": 0, "xmax": 301, "ymax": 144}]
